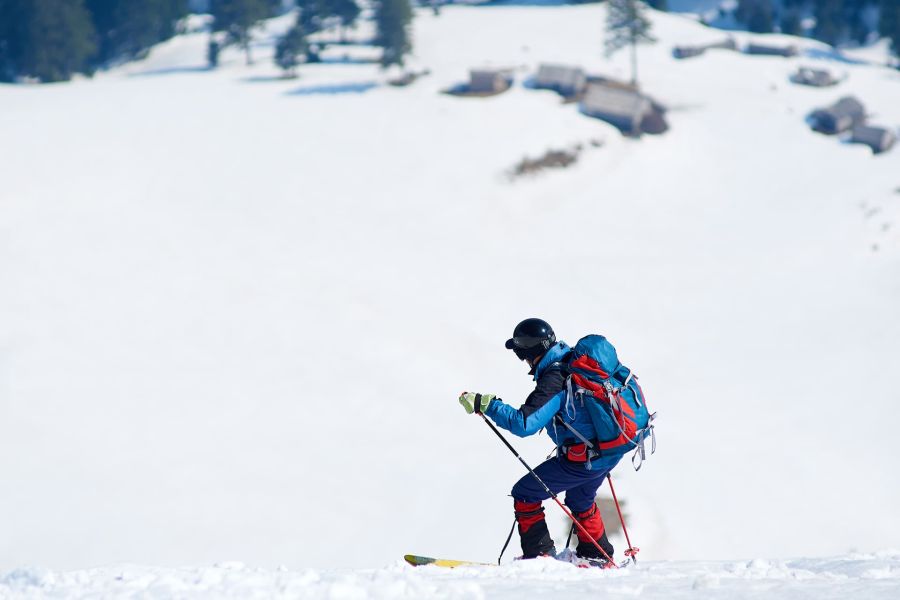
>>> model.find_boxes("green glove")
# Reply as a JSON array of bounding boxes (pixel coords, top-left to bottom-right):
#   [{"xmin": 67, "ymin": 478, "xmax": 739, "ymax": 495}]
[{"xmin": 458, "ymin": 392, "xmax": 497, "ymax": 415}]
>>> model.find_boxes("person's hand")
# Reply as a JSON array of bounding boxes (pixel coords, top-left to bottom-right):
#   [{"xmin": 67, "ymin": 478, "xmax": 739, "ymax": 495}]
[{"xmin": 458, "ymin": 392, "xmax": 496, "ymax": 415}]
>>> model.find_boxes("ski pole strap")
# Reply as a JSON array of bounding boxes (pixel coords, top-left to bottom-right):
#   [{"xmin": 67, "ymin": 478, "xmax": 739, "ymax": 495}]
[
  {"xmin": 474, "ymin": 393, "xmax": 483, "ymax": 414},
  {"xmin": 498, "ymin": 517, "xmax": 517, "ymax": 565}
]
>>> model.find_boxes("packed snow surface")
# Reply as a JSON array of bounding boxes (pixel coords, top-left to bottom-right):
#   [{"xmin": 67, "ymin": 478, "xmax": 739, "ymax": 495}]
[
  {"xmin": 3, "ymin": 553, "xmax": 900, "ymax": 599},
  {"xmin": 1, "ymin": 0, "xmax": 899, "ymax": 583}
]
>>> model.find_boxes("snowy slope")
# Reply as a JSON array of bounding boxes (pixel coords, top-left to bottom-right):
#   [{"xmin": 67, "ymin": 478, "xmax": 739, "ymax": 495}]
[
  {"xmin": 1, "ymin": 3, "xmax": 899, "ymax": 577},
  {"xmin": 3, "ymin": 552, "xmax": 900, "ymax": 599}
]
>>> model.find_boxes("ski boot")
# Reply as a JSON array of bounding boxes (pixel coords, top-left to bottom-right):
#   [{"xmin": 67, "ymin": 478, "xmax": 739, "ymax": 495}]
[{"xmin": 573, "ymin": 505, "xmax": 615, "ymax": 565}]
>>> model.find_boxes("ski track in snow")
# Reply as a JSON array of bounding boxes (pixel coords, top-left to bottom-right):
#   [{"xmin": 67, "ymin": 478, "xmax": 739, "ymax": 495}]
[{"xmin": 2, "ymin": 553, "xmax": 900, "ymax": 599}]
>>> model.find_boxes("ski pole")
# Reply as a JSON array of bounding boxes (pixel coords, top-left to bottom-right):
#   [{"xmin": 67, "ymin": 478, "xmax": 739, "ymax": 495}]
[
  {"xmin": 477, "ymin": 413, "xmax": 617, "ymax": 567},
  {"xmin": 606, "ymin": 474, "xmax": 639, "ymax": 563}
]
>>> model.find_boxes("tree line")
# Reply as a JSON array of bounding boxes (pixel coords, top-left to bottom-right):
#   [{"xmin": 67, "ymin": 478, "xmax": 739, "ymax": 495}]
[
  {"xmin": 736, "ymin": 0, "xmax": 899, "ymax": 55},
  {"xmin": 271, "ymin": 0, "xmax": 411, "ymax": 76},
  {"xmin": 1, "ymin": 1, "xmax": 897, "ymax": 84},
  {"xmin": 0, "ymin": 0, "xmax": 412, "ymax": 83},
  {"xmin": 0, "ymin": 0, "xmax": 190, "ymax": 83},
  {"xmin": 208, "ymin": 0, "xmax": 411, "ymax": 75}
]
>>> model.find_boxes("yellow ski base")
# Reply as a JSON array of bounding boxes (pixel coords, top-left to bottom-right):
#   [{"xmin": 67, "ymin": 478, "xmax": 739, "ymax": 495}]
[{"xmin": 404, "ymin": 554, "xmax": 493, "ymax": 568}]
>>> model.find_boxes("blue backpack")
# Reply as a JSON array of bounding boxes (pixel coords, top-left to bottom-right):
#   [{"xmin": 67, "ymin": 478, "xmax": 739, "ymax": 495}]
[{"xmin": 566, "ymin": 335, "xmax": 656, "ymax": 469}]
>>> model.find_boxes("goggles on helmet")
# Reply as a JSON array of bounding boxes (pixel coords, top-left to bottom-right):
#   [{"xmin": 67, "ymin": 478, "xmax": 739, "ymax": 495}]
[{"xmin": 505, "ymin": 336, "xmax": 548, "ymax": 351}]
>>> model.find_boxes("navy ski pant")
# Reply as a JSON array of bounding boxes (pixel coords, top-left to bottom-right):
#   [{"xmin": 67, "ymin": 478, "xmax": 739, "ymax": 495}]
[{"xmin": 511, "ymin": 456, "xmax": 622, "ymax": 513}]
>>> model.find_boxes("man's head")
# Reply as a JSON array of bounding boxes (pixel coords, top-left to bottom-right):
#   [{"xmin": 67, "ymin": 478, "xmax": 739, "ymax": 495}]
[{"xmin": 505, "ymin": 318, "xmax": 556, "ymax": 364}]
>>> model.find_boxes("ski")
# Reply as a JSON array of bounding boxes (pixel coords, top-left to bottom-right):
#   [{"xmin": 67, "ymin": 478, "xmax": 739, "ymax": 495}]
[
  {"xmin": 404, "ymin": 553, "xmax": 632, "ymax": 569},
  {"xmin": 404, "ymin": 554, "xmax": 493, "ymax": 568}
]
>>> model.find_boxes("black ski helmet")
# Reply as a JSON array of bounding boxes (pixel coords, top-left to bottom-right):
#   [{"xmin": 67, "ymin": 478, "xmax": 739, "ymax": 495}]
[{"xmin": 505, "ymin": 318, "xmax": 556, "ymax": 361}]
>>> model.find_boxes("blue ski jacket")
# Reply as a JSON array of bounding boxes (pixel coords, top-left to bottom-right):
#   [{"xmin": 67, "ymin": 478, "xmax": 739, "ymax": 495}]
[{"xmin": 485, "ymin": 342, "xmax": 598, "ymax": 448}]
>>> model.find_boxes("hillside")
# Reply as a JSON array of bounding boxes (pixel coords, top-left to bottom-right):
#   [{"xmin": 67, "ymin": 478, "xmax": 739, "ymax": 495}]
[
  {"xmin": 2, "ymin": 552, "xmax": 900, "ymax": 598},
  {"xmin": 1, "ymin": 3, "xmax": 899, "ymax": 580}
]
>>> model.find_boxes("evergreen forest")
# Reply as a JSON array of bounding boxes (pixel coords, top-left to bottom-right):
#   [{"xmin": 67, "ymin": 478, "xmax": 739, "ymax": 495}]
[{"xmin": 0, "ymin": 0, "xmax": 898, "ymax": 84}]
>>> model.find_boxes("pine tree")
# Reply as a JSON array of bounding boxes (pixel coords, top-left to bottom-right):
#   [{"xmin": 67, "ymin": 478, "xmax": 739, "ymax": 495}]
[
  {"xmin": 736, "ymin": 0, "xmax": 774, "ymax": 33},
  {"xmin": 274, "ymin": 19, "xmax": 307, "ymax": 77},
  {"xmin": 813, "ymin": 0, "xmax": 845, "ymax": 45},
  {"xmin": 207, "ymin": 38, "xmax": 221, "ymax": 67},
  {"xmin": 881, "ymin": 0, "xmax": 900, "ymax": 56},
  {"xmin": 842, "ymin": 0, "xmax": 870, "ymax": 43},
  {"xmin": 296, "ymin": 0, "xmax": 322, "ymax": 32},
  {"xmin": 293, "ymin": 0, "xmax": 325, "ymax": 61},
  {"xmin": 331, "ymin": 0, "xmax": 361, "ymax": 41},
  {"xmin": 211, "ymin": 0, "xmax": 269, "ymax": 64},
  {"xmin": 0, "ymin": 0, "xmax": 15, "ymax": 81},
  {"xmin": 604, "ymin": 0, "xmax": 655, "ymax": 87},
  {"xmin": 85, "ymin": 0, "xmax": 188, "ymax": 64},
  {"xmin": 779, "ymin": 0, "xmax": 804, "ymax": 35},
  {"xmin": 374, "ymin": 0, "xmax": 412, "ymax": 68},
  {"xmin": 780, "ymin": 10, "xmax": 802, "ymax": 35},
  {"xmin": 0, "ymin": 0, "xmax": 97, "ymax": 82}
]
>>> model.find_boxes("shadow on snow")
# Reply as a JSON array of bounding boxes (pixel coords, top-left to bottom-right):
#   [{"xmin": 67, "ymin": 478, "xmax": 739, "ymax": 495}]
[
  {"xmin": 127, "ymin": 65, "xmax": 212, "ymax": 77},
  {"xmin": 286, "ymin": 81, "xmax": 379, "ymax": 95}
]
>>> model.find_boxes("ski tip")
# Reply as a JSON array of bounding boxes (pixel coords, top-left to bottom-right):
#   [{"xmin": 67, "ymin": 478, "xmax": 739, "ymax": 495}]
[{"xmin": 404, "ymin": 554, "xmax": 492, "ymax": 568}]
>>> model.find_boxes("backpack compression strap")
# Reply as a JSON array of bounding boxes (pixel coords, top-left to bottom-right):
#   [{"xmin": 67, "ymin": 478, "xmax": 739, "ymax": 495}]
[{"xmin": 565, "ymin": 375, "xmax": 658, "ymax": 471}]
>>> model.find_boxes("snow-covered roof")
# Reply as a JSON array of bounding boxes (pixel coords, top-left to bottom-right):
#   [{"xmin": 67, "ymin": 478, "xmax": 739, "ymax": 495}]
[
  {"xmin": 746, "ymin": 42, "xmax": 799, "ymax": 57},
  {"xmin": 850, "ymin": 124, "xmax": 896, "ymax": 153},
  {"xmin": 581, "ymin": 84, "xmax": 651, "ymax": 120},
  {"xmin": 791, "ymin": 67, "xmax": 837, "ymax": 87},
  {"xmin": 810, "ymin": 96, "xmax": 866, "ymax": 133},
  {"xmin": 535, "ymin": 63, "xmax": 586, "ymax": 89}
]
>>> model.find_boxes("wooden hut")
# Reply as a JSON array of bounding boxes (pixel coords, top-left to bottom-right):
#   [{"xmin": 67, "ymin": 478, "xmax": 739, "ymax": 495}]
[
  {"xmin": 709, "ymin": 38, "xmax": 737, "ymax": 52},
  {"xmin": 808, "ymin": 96, "xmax": 865, "ymax": 134},
  {"xmin": 673, "ymin": 38, "xmax": 736, "ymax": 59},
  {"xmin": 746, "ymin": 43, "xmax": 799, "ymax": 57},
  {"xmin": 849, "ymin": 125, "xmax": 896, "ymax": 154},
  {"xmin": 468, "ymin": 69, "xmax": 511, "ymax": 94},
  {"xmin": 580, "ymin": 83, "xmax": 653, "ymax": 135},
  {"xmin": 790, "ymin": 67, "xmax": 838, "ymax": 87},
  {"xmin": 534, "ymin": 64, "xmax": 586, "ymax": 97},
  {"xmin": 672, "ymin": 45, "xmax": 705, "ymax": 59}
]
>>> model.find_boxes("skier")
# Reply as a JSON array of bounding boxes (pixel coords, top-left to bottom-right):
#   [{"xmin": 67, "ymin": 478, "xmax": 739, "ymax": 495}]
[{"xmin": 458, "ymin": 318, "xmax": 622, "ymax": 564}]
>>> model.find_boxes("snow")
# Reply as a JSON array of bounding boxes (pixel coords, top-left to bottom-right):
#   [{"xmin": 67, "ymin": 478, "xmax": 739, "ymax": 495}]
[
  {"xmin": 3, "ymin": 552, "xmax": 900, "ymax": 598},
  {"xmin": 1, "ymin": 2, "xmax": 899, "ymax": 595}
]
